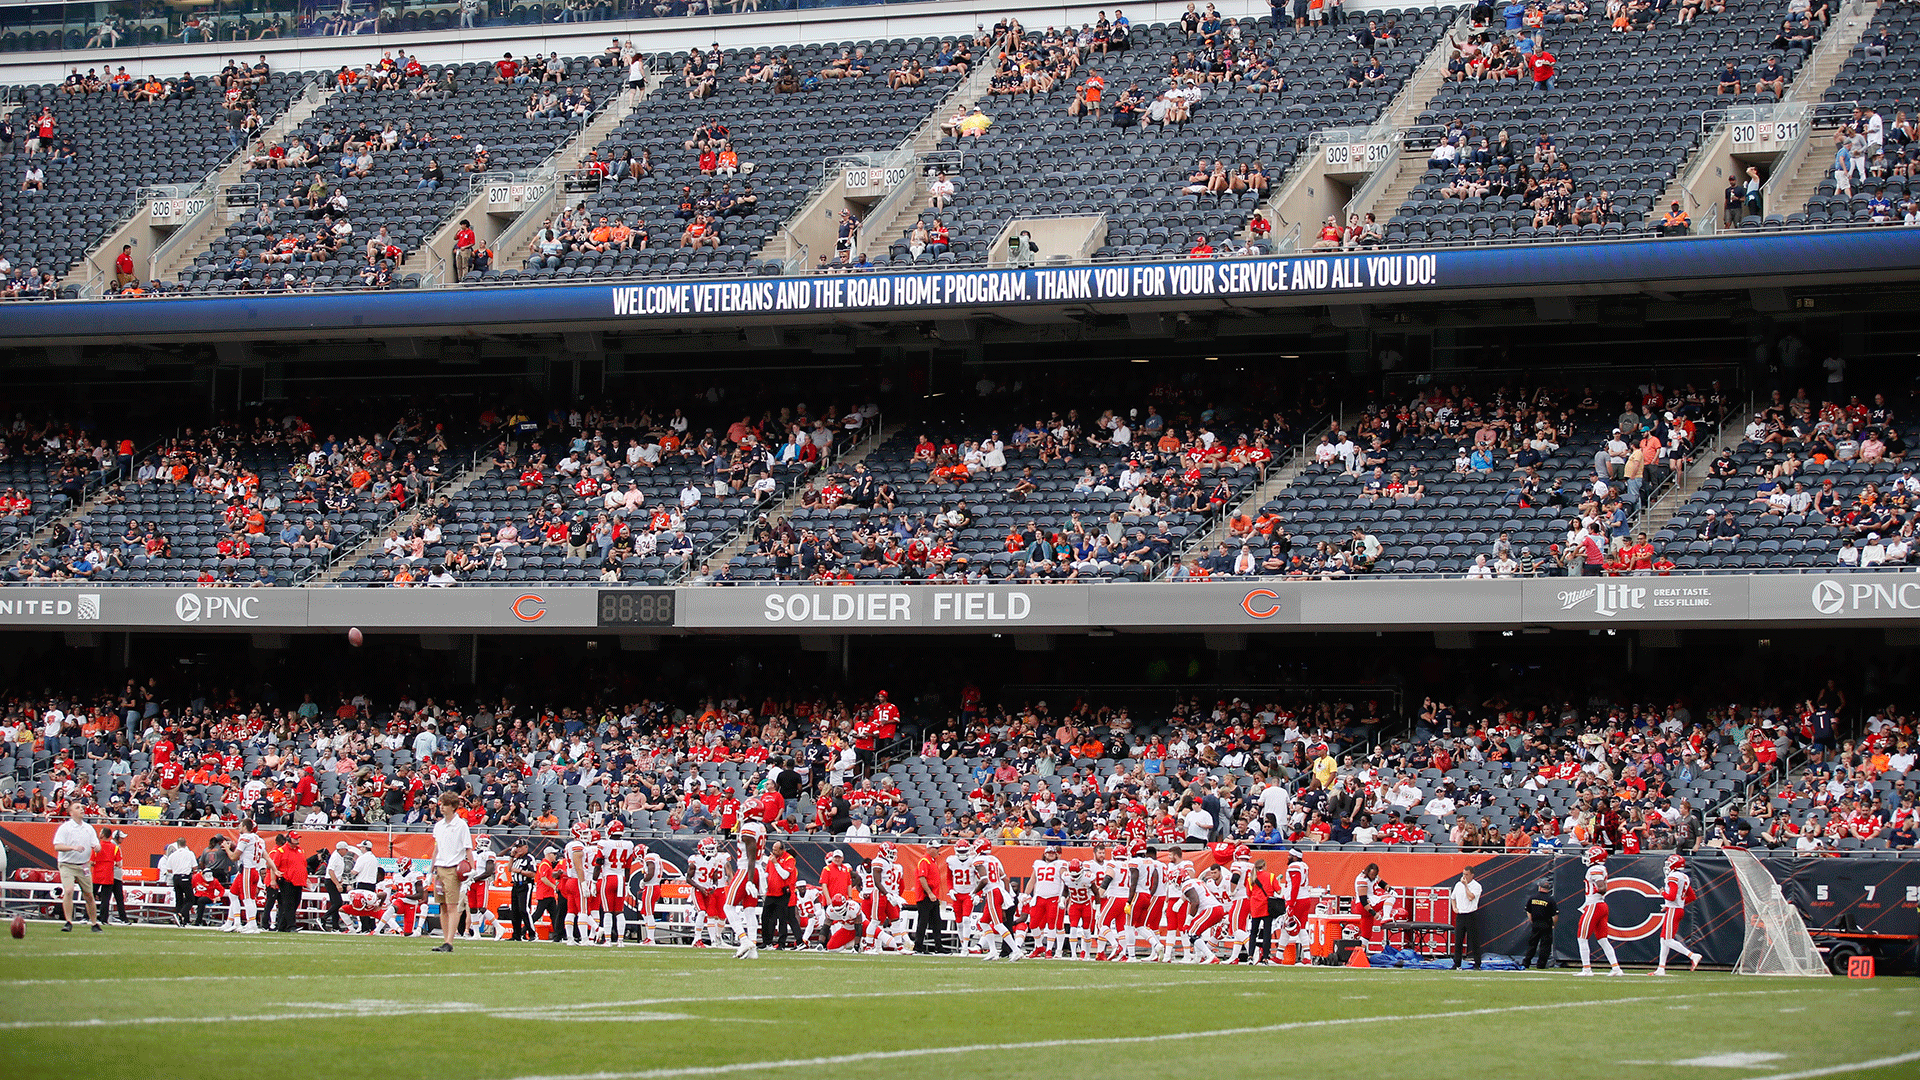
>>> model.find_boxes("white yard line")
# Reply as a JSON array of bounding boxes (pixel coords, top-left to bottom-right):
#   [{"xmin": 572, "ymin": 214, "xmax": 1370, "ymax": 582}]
[
  {"xmin": 484, "ymin": 990, "xmax": 1810, "ymax": 1080},
  {"xmin": 1757, "ymin": 1051, "xmax": 1920, "ymax": 1080},
  {"xmin": 0, "ymin": 968, "xmax": 613, "ymax": 987}
]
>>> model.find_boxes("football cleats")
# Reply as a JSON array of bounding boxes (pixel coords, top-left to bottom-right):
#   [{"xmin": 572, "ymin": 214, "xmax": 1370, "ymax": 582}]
[{"xmin": 1585, "ymin": 845, "xmax": 1609, "ymax": 866}]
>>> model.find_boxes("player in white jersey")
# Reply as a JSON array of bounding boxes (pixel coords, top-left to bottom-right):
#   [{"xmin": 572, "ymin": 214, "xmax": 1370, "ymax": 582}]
[
  {"xmin": 969, "ymin": 838, "xmax": 1023, "ymax": 960},
  {"xmin": 1025, "ymin": 845, "xmax": 1066, "ymax": 958},
  {"xmin": 1060, "ymin": 859, "xmax": 1097, "ymax": 959},
  {"xmin": 1651, "ymin": 854, "xmax": 1702, "ymax": 974},
  {"xmin": 945, "ymin": 843, "xmax": 978, "ymax": 955},
  {"xmin": 562, "ymin": 823, "xmax": 598, "ymax": 946},
  {"xmin": 792, "ymin": 880, "xmax": 825, "ymax": 948},
  {"xmin": 1279, "ymin": 851, "xmax": 1314, "ymax": 965},
  {"xmin": 1184, "ymin": 864, "xmax": 1229, "ymax": 963},
  {"xmin": 1123, "ymin": 843, "xmax": 1163, "ymax": 961},
  {"xmin": 630, "ymin": 842, "xmax": 676, "ymax": 945},
  {"xmin": 1222, "ymin": 845, "xmax": 1256, "ymax": 963},
  {"xmin": 1574, "ymin": 845, "xmax": 1626, "ymax": 975},
  {"xmin": 687, "ymin": 838, "xmax": 730, "ymax": 948},
  {"xmin": 723, "ymin": 849, "xmax": 763, "ymax": 960},
  {"xmin": 596, "ymin": 820, "xmax": 636, "ymax": 947},
  {"xmin": 225, "ymin": 821, "xmax": 268, "ymax": 933},
  {"xmin": 1090, "ymin": 846, "xmax": 1128, "ymax": 960},
  {"xmin": 1154, "ymin": 849, "xmax": 1185, "ymax": 961},
  {"xmin": 861, "ymin": 844, "xmax": 908, "ymax": 954}
]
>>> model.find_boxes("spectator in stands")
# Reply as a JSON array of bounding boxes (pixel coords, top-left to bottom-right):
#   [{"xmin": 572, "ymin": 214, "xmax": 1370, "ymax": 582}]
[
  {"xmin": 1715, "ymin": 60, "xmax": 1744, "ymax": 96},
  {"xmin": 1658, "ymin": 201, "xmax": 1691, "ymax": 237}
]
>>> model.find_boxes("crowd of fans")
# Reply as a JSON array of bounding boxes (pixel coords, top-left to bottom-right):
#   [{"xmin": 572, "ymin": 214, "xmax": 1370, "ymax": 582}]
[{"xmin": 5, "ymin": 668, "xmax": 1912, "ymax": 854}]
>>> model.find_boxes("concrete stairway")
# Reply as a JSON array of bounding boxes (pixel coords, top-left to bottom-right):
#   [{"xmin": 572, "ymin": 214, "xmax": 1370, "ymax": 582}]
[
  {"xmin": 311, "ymin": 462, "xmax": 492, "ymax": 584},
  {"xmin": 461, "ymin": 70, "xmax": 662, "ymax": 276},
  {"xmin": 698, "ymin": 422, "xmax": 902, "ymax": 579},
  {"xmin": 1632, "ymin": 404, "xmax": 1747, "ymax": 539},
  {"xmin": 75, "ymin": 79, "xmax": 338, "ymax": 292},
  {"xmin": 1177, "ymin": 409, "xmax": 1354, "ymax": 561},
  {"xmin": 1787, "ymin": 0, "xmax": 1880, "ymax": 105},
  {"xmin": 850, "ymin": 63, "xmax": 998, "ymax": 262}
]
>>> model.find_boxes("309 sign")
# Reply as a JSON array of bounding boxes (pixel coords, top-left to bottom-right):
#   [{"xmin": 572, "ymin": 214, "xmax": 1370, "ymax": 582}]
[{"xmin": 596, "ymin": 589, "xmax": 676, "ymax": 627}]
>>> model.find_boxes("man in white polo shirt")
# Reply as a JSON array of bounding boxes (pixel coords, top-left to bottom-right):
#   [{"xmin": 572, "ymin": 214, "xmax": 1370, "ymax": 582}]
[
  {"xmin": 52, "ymin": 803, "xmax": 101, "ymax": 932},
  {"xmin": 430, "ymin": 793, "xmax": 474, "ymax": 953}
]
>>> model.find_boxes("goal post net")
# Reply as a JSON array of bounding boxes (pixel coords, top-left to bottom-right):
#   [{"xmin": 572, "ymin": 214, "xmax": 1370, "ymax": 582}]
[{"xmin": 1724, "ymin": 848, "xmax": 1829, "ymax": 977}]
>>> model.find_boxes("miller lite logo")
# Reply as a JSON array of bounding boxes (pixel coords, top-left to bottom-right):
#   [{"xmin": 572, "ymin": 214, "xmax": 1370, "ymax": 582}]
[{"xmin": 1556, "ymin": 583, "xmax": 1646, "ymax": 617}]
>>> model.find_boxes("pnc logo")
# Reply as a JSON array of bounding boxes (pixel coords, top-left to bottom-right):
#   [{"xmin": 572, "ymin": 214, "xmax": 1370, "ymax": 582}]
[
  {"xmin": 1810, "ymin": 579, "xmax": 1846, "ymax": 615},
  {"xmin": 175, "ymin": 594, "xmax": 201, "ymax": 622},
  {"xmin": 173, "ymin": 593, "xmax": 260, "ymax": 623},
  {"xmin": 511, "ymin": 593, "xmax": 547, "ymax": 622},
  {"xmin": 1241, "ymin": 589, "xmax": 1282, "ymax": 619}
]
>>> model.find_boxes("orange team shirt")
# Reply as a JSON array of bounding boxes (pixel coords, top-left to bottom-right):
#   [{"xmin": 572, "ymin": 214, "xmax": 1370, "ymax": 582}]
[{"xmin": 1157, "ymin": 433, "xmax": 1181, "ymax": 453}]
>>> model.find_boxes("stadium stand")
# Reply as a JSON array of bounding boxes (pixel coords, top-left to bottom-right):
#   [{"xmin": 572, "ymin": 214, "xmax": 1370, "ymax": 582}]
[
  {"xmin": 0, "ymin": 418, "xmax": 123, "ymax": 559},
  {"xmin": 1810, "ymin": 3, "xmax": 1920, "ymax": 227},
  {"xmin": 1656, "ymin": 384, "xmax": 1917, "ymax": 570},
  {"xmin": 6, "ymin": 415, "xmax": 454, "ymax": 586},
  {"xmin": 1388, "ymin": 0, "xmax": 1809, "ymax": 245},
  {"xmin": 734, "ymin": 399, "xmax": 1301, "ymax": 583},
  {"xmin": 332, "ymin": 400, "xmax": 866, "ymax": 585},
  {"xmin": 178, "ymin": 52, "xmax": 624, "ymax": 293},
  {"xmin": 1, "ymin": 67, "xmax": 303, "ymax": 295},
  {"xmin": 1231, "ymin": 382, "xmax": 1718, "ymax": 577},
  {"xmin": 882, "ymin": 11, "xmax": 1454, "ymax": 265},
  {"xmin": 12, "ymin": 670, "xmax": 1883, "ymax": 858},
  {"xmin": 495, "ymin": 37, "xmax": 964, "ymax": 281}
]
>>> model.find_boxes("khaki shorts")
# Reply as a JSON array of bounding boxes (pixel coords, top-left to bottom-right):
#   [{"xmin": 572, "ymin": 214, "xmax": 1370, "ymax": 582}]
[
  {"xmin": 435, "ymin": 867, "xmax": 466, "ymax": 923},
  {"xmin": 58, "ymin": 864, "xmax": 90, "ymax": 893}
]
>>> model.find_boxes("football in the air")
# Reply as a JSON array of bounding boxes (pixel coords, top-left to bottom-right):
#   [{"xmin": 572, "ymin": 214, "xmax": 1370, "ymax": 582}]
[
  {"xmin": 348, "ymin": 627, "xmax": 364, "ymax": 647},
  {"xmin": 9, "ymin": 915, "xmax": 23, "ymax": 938}
]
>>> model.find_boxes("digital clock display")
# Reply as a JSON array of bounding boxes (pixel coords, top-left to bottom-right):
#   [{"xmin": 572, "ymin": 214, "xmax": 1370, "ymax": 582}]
[{"xmin": 596, "ymin": 590, "xmax": 676, "ymax": 627}]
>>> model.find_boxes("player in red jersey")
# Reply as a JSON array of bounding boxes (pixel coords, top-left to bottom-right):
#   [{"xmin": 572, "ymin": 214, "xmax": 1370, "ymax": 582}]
[
  {"xmin": 1061, "ymin": 858, "xmax": 1097, "ymax": 959},
  {"xmin": 969, "ymin": 838, "xmax": 1023, "ymax": 960},
  {"xmin": 1651, "ymin": 854, "xmax": 1702, "ymax": 974},
  {"xmin": 1280, "ymin": 850, "xmax": 1315, "ymax": 965},
  {"xmin": 338, "ymin": 885, "xmax": 391, "ymax": 933},
  {"xmin": 860, "ymin": 843, "xmax": 907, "ymax": 954},
  {"xmin": 597, "ymin": 821, "xmax": 635, "ymax": 947},
  {"xmin": 1575, "ymin": 845, "xmax": 1626, "ymax": 976},
  {"xmin": 630, "ymin": 841, "xmax": 675, "ymax": 945},
  {"xmin": 1024, "ymin": 844, "xmax": 1066, "ymax": 957},
  {"xmin": 944, "ymin": 841, "xmax": 978, "ymax": 955}
]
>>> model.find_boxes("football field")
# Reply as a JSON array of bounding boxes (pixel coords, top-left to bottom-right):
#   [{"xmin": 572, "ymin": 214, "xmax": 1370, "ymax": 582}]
[{"xmin": 1, "ymin": 926, "xmax": 1914, "ymax": 1080}]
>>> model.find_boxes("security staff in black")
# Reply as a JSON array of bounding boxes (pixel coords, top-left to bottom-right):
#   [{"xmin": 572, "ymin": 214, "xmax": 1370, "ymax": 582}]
[
  {"xmin": 508, "ymin": 840, "xmax": 537, "ymax": 941},
  {"xmin": 1524, "ymin": 877, "xmax": 1558, "ymax": 969}
]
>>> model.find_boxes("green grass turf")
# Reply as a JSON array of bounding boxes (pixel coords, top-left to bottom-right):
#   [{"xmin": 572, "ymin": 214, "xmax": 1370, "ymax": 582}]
[{"xmin": 0, "ymin": 925, "xmax": 1915, "ymax": 1080}]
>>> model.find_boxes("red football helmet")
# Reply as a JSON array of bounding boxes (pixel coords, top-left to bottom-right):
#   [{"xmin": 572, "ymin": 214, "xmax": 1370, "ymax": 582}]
[
  {"xmin": 974, "ymin": 837, "xmax": 993, "ymax": 854},
  {"xmin": 1585, "ymin": 845, "xmax": 1609, "ymax": 866},
  {"xmin": 1232, "ymin": 844, "xmax": 1251, "ymax": 861},
  {"xmin": 697, "ymin": 838, "xmax": 720, "ymax": 857},
  {"xmin": 1128, "ymin": 840, "xmax": 1148, "ymax": 858},
  {"xmin": 1664, "ymin": 854, "xmax": 1687, "ymax": 874},
  {"xmin": 877, "ymin": 842, "xmax": 898, "ymax": 861},
  {"xmin": 586, "ymin": 829, "xmax": 602, "ymax": 844},
  {"xmin": 604, "ymin": 819, "xmax": 624, "ymax": 837},
  {"xmin": 571, "ymin": 820, "xmax": 595, "ymax": 841},
  {"xmin": 1067, "ymin": 859, "xmax": 1083, "ymax": 874},
  {"xmin": 1042, "ymin": 844, "xmax": 1060, "ymax": 858}
]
